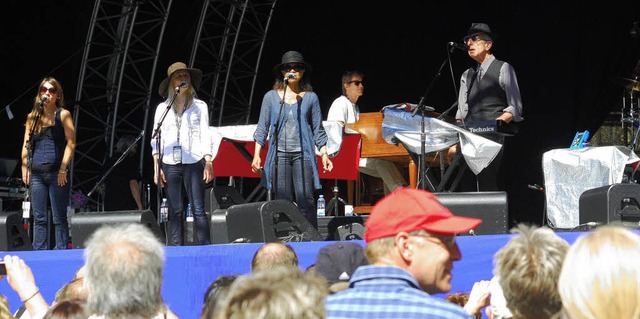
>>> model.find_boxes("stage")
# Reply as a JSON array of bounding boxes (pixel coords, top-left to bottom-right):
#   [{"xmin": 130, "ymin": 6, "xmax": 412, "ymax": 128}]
[{"xmin": 0, "ymin": 231, "xmax": 587, "ymax": 319}]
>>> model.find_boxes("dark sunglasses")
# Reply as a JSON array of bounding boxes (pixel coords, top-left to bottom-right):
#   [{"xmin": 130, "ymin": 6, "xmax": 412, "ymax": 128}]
[
  {"xmin": 348, "ymin": 80, "xmax": 364, "ymax": 86},
  {"xmin": 282, "ymin": 64, "xmax": 305, "ymax": 72},
  {"xmin": 40, "ymin": 86, "xmax": 58, "ymax": 94}
]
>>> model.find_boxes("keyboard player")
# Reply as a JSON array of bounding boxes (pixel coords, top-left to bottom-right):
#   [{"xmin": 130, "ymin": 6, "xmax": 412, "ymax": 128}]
[
  {"xmin": 327, "ymin": 71, "xmax": 407, "ymax": 194},
  {"xmin": 449, "ymin": 23, "xmax": 523, "ymax": 191}
]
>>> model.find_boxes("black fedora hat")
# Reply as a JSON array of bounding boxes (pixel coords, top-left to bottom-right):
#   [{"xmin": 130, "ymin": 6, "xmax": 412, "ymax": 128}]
[
  {"xmin": 272, "ymin": 50, "xmax": 312, "ymax": 75},
  {"xmin": 464, "ymin": 23, "xmax": 494, "ymax": 42}
]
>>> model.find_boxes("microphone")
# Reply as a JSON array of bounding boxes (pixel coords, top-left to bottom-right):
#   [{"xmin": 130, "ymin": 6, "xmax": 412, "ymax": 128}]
[
  {"xmin": 42, "ymin": 96, "xmax": 50, "ymax": 103},
  {"xmin": 175, "ymin": 81, "xmax": 188, "ymax": 92},
  {"xmin": 527, "ymin": 184, "xmax": 544, "ymax": 192},
  {"xmin": 448, "ymin": 42, "xmax": 468, "ymax": 51},
  {"xmin": 284, "ymin": 73, "xmax": 295, "ymax": 82},
  {"xmin": 395, "ymin": 103, "xmax": 435, "ymax": 112}
]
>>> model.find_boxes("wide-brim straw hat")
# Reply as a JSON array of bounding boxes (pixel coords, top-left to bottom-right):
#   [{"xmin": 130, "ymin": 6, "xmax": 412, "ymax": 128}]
[{"xmin": 157, "ymin": 62, "xmax": 203, "ymax": 97}]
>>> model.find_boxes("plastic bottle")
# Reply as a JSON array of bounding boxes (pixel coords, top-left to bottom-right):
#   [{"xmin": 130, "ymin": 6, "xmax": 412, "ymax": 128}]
[
  {"xmin": 160, "ymin": 198, "xmax": 169, "ymax": 223},
  {"xmin": 316, "ymin": 194, "xmax": 325, "ymax": 217},
  {"xmin": 186, "ymin": 203, "xmax": 194, "ymax": 244}
]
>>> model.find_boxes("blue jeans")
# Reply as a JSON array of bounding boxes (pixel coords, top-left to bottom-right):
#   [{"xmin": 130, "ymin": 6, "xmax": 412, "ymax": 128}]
[
  {"xmin": 274, "ymin": 152, "xmax": 317, "ymax": 228},
  {"xmin": 30, "ymin": 172, "xmax": 70, "ymax": 250},
  {"xmin": 162, "ymin": 160, "xmax": 211, "ymax": 246}
]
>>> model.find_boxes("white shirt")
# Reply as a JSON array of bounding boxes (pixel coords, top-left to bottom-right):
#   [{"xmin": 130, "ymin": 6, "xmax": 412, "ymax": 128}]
[
  {"xmin": 327, "ymin": 95, "xmax": 359, "ymax": 123},
  {"xmin": 150, "ymin": 98, "xmax": 213, "ymax": 165}
]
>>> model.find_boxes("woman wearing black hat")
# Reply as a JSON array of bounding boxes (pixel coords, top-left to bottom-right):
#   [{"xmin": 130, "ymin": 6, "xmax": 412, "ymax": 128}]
[
  {"xmin": 251, "ymin": 51, "xmax": 333, "ymax": 229},
  {"xmin": 150, "ymin": 61, "xmax": 213, "ymax": 246}
]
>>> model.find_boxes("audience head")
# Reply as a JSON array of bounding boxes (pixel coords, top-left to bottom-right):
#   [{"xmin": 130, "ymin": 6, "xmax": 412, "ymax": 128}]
[
  {"xmin": 43, "ymin": 299, "xmax": 88, "ymax": 319},
  {"xmin": 363, "ymin": 188, "xmax": 481, "ymax": 294},
  {"xmin": 446, "ymin": 292, "xmax": 481, "ymax": 319},
  {"xmin": 0, "ymin": 294, "xmax": 12, "ymax": 319},
  {"xmin": 250, "ymin": 242, "xmax": 299, "ymax": 272},
  {"xmin": 214, "ymin": 265, "xmax": 328, "ymax": 319},
  {"xmin": 200, "ymin": 275, "xmax": 239, "ymax": 319},
  {"xmin": 558, "ymin": 225, "xmax": 640, "ymax": 319},
  {"xmin": 84, "ymin": 223, "xmax": 166, "ymax": 318},
  {"xmin": 54, "ymin": 278, "xmax": 88, "ymax": 304},
  {"xmin": 314, "ymin": 242, "xmax": 368, "ymax": 293},
  {"xmin": 493, "ymin": 224, "xmax": 569, "ymax": 319},
  {"xmin": 73, "ymin": 265, "xmax": 86, "ymax": 280}
]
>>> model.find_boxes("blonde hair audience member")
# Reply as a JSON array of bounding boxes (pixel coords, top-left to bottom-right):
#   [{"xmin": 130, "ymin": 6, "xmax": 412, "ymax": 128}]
[
  {"xmin": 214, "ymin": 265, "xmax": 328, "ymax": 319},
  {"xmin": 493, "ymin": 224, "xmax": 569, "ymax": 319},
  {"xmin": 558, "ymin": 225, "xmax": 640, "ymax": 319}
]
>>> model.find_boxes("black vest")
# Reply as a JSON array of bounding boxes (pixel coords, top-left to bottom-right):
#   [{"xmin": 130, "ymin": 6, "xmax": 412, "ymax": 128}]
[{"xmin": 465, "ymin": 59, "xmax": 507, "ymax": 122}]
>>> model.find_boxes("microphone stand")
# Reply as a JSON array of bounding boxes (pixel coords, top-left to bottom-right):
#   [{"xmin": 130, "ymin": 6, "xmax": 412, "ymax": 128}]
[
  {"xmin": 269, "ymin": 77, "xmax": 290, "ymax": 201},
  {"xmin": 86, "ymin": 130, "xmax": 145, "ymax": 207},
  {"xmin": 411, "ymin": 45, "xmax": 456, "ymax": 190},
  {"xmin": 151, "ymin": 88, "xmax": 180, "ymax": 243}
]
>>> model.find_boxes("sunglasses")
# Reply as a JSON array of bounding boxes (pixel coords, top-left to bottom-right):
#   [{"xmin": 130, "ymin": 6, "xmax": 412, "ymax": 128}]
[
  {"xmin": 348, "ymin": 80, "xmax": 364, "ymax": 86},
  {"xmin": 39, "ymin": 86, "xmax": 58, "ymax": 94},
  {"xmin": 411, "ymin": 233, "xmax": 457, "ymax": 249},
  {"xmin": 282, "ymin": 64, "xmax": 305, "ymax": 72}
]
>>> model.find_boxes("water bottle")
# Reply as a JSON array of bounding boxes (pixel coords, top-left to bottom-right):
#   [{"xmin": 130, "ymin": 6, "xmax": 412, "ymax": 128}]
[
  {"xmin": 316, "ymin": 195, "xmax": 326, "ymax": 217},
  {"xmin": 185, "ymin": 203, "xmax": 195, "ymax": 244},
  {"xmin": 160, "ymin": 198, "xmax": 169, "ymax": 223}
]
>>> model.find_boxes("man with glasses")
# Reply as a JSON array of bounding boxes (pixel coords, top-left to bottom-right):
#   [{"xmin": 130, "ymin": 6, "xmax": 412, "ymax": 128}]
[
  {"xmin": 325, "ymin": 187, "xmax": 486, "ymax": 318},
  {"xmin": 327, "ymin": 71, "xmax": 407, "ymax": 195},
  {"xmin": 451, "ymin": 23, "xmax": 524, "ymax": 192}
]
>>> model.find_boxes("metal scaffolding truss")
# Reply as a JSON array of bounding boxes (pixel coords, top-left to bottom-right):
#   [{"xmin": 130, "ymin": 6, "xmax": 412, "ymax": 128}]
[
  {"xmin": 72, "ymin": 0, "xmax": 172, "ymax": 198},
  {"xmin": 190, "ymin": 0, "xmax": 278, "ymax": 126},
  {"xmin": 72, "ymin": 0, "xmax": 277, "ymax": 208}
]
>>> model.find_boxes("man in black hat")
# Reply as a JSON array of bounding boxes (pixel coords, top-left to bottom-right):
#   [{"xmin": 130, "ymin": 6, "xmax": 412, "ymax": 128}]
[
  {"xmin": 451, "ymin": 23, "xmax": 524, "ymax": 191},
  {"xmin": 150, "ymin": 61, "xmax": 213, "ymax": 246}
]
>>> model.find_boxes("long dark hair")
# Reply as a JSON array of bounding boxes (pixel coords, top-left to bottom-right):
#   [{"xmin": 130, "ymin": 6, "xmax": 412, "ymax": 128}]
[{"xmin": 27, "ymin": 77, "xmax": 65, "ymax": 134}]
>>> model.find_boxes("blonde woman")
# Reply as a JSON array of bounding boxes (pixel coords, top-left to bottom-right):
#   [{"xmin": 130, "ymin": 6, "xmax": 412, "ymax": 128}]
[{"xmin": 558, "ymin": 225, "xmax": 640, "ymax": 319}]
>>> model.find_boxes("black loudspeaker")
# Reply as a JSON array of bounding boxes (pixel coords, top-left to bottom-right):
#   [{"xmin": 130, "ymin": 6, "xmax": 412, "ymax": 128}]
[
  {"xmin": 317, "ymin": 216, "xmax": 368, "ymax": 240},
  {"xmin": 434, "ymin": 191, "xmax": 509, "ymax": 235},
  {"xmin": 335, "ymin": 223, "xmax": 365, "ymax": 240},
  {"xmin": 205, "ymin": 186, "xmax": 245, "ymax": 212},
  {"xmin": 0, "ymin": 211, "xmax": 32, "ymax": 251},
  {"xmin": 70, "ymin": 210, "xmax": 163, "ymax": 248},
  {"xmin": 209, "ymin": 199, "xmax": 323, "ymax": 243},
  {"xmin": 579, "ymin": 183, "xmax": 640, "ymax": 226}
]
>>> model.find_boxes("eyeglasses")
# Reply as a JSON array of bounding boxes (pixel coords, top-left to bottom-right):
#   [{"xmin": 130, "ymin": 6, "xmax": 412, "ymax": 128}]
[
  {"xmin": 39, "ymin": 86, "xmax": 58, "ymax": 94},
  {"xmin": 348, "ymin": 80, "xmax": 364, "ymax": 86},
  {"xmin": 411, "ymin": 233, "xmax": 457, "ymax": 249},
  {"xmin": 464, "ymin": 35, "xmax": 487, "ymax": 43},
  {"xmin": 282, "ymin": 64, "xmax": 305, "ymax": 72}
]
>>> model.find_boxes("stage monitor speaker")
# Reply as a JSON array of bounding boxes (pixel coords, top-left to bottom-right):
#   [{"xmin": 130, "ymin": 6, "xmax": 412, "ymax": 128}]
[
  {"xmin": 579, "ymin": 183, "xmax": 640, "ymax": 227},
  {"xmin": 335, "ymin": 223, "xmax": 365, "ymax": 241},
  {"xmin": 0, "ymin": 211, "xmax": 32, "ymax": 251},
  {"xmin": 434, "ymin": 191, "xmax": 508, "ymax": 235},
  {"xmin": 317, "ymin": 216, "xmax": 368, "ymax": 240},
  {"xmin": 209, "ymin": 199, "xmax": 323, "ymax": 244},
  {"xmin": 205, "ymin": 186, "xmax": 245, "ymax": 212},
  {"xmin": 70, "ymin": 210, "xmax": 163, "ymax": 248}
]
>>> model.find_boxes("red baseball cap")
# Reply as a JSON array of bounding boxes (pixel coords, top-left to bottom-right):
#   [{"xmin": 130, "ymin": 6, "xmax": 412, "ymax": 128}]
[{"xmin": 364, "ymin": 188, "xmax": 482, "ymax": 242}]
